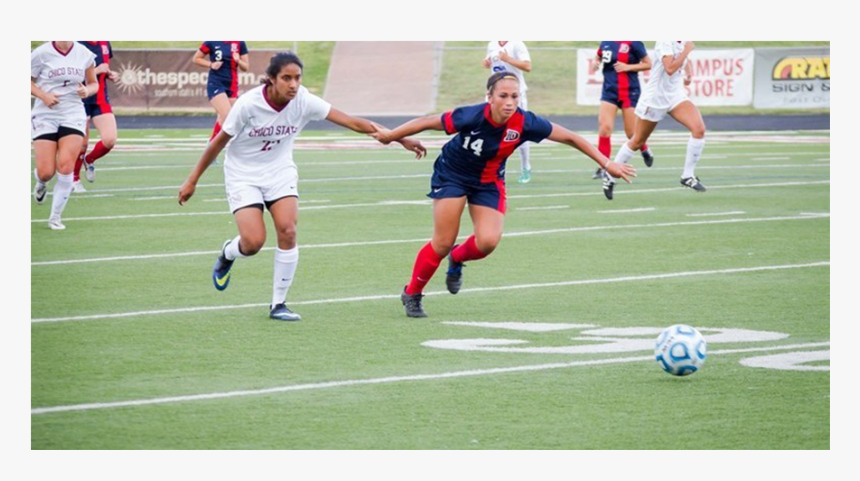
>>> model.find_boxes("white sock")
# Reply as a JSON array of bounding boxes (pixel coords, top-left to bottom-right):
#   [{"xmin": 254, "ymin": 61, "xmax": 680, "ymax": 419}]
[
  {"xmin": 50, "ymin": 173, "xmax": 73, "ymax": 219},
  {"xmin": 608, "ymin": 142, "xmax": 636, "ymax": 184},
  {"xmin": 34, "ymin": 169, "xmax": 47, "ymax": 187},
  {"xmin": 272, "ymin": 246, "xmax": 299, "ymax": 307},
  {"xmin": 223, "ymin": 235, "xmax": 248, "ymax": 261},
  {"xmin": 683, "ymin": 137, "xmax": 706, "ymax": 179},
  {"xmin": 520, "ymin": 143, "xmax": 531, "ymax": 171}
]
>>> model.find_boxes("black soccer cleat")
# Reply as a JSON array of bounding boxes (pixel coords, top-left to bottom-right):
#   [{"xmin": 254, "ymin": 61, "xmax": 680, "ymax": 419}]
[
  {"xmin": 680, "ymin": 176, "xmax": 707, "ymax": 192},
  {"xmin": 642, "ymin": 148, "xmax": 655, "ymax": 168},
  {"xmin": 446, "ymin": 250, "xmax": 464, "ymax": 294},
  {"xmin": 401, "ymin": 287, "xmax": 428, "ymax": 318},
  {"xmin": 212, "ymin": 239, "xmax": 235, "ymax": 291},
  {"xmin": 270, "ymin": 303, "xmax": 301, "ymax": 321},
  {"xmin": 602, "ymin": 173, "xmax": 615, "ymax": 200}
]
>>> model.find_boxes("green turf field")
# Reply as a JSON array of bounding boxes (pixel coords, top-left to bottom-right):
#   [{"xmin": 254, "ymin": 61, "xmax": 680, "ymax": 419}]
[{"xmin": 30, "ymin": 128, "xmax": 829, "ymax": 449}]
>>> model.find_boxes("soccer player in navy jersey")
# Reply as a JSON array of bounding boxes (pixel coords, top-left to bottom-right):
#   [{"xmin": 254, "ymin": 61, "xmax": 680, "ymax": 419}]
[
  {"xmin": 591, "ymin": 41, "xmax": 654, "ymax": 185},
  {"xmin": 373, "ymin": 72, "xmax": 637, "ymax": 318},
  {"xmin": 72, "ymin": 41, "xmax": 118, "ymax": 193},
  {"xmin": 193, "ymin": 41, "xmax": 250, "ymax": 142}
]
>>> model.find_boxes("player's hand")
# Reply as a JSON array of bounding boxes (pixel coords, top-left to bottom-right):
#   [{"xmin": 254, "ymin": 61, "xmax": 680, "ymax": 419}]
[
  {"xmin": 76, "ymin": 83, "xmax": 89, "ymax": 98},
  {"xmin": 399, "ymin": 138, "xmax": 427, "ymax": 159},
  {"xmin": 108, "ymin": 70, "xmax": 119, "ymax": 82},
  {"xmin": 42, "ymin": 92, "xmax": 60, "ymax": 108},
  {"xmin": 605, "ymin": 161, "xmax": 637, "ymax": 184},
  {"xmin": 372, "ymin": 129, "xmax": 393, "ymax": 145},
  {"xmin": 498, "ymin": 51, "xmax": 511, "ymax": 63},
  {"xmin": 684, "ymin": 41, "xmax": 695, "ymax": 54},
  {"xmin": 178, "ymin": 180, "xmax": 196, "ymax": 205},
  {"xmin": 211, "ymin": 61, "xmax": 223, "ymax": 70},
  {"xmin": 482, "ymin": 57, "xmax": 492, "ymax": 68},
  {"xmin": 614, "ymin": 61, "xmax": 631, "ymax": 73}
]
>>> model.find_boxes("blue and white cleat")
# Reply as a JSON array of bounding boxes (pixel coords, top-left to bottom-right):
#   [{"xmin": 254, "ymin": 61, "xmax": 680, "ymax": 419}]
[
  {"xmin": 82, "ymin": 158, "xmax": 96, "ymax": 182},
  {"xmin": 212, "ymin": 239, "xmax": 235, "ymax": 291},
  {"xmin": 270, "ymin": 303, "xmax": 301, "ymax": 321},
  {"xmin": 518, "ymin": 167, "xmax": 531, "ymax": 184}
]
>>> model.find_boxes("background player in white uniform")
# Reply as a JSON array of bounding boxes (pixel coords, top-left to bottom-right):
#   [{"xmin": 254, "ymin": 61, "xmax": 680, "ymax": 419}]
[
  {"xmin": 31, "ymin": 41, "xmax": 98, "ymax": 230},
  {"xmin": 179, "ymin": 52, "xmax": 426, "ymax": 321},
  {"xmin": 483, "ymin": 41, "xmax": 533, "ymax": 183},
  {"xmin": 603, "ymin": 41, "xmax": 707, "ymax": 197}
]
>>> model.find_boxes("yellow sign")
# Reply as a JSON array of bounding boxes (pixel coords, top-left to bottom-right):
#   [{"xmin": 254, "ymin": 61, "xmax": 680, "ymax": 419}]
[{"xmin": 773, "ymin": 57, "xmax": 830, "ymax": 80}]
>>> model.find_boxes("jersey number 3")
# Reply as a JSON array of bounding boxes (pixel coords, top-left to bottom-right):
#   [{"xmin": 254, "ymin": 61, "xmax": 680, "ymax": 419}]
[{"xmin": 462, "ymin": 136, "xmax": 483, "ymax": 156}]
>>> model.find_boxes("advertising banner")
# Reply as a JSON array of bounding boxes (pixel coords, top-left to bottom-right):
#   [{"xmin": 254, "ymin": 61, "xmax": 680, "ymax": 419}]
[
  {"xmin": 577, "ymin": 47, "xmax": 755, "ymax": 106},
  {"xmin": 753, "ymin": 47, "xmax": 830, "ymax": 109}
]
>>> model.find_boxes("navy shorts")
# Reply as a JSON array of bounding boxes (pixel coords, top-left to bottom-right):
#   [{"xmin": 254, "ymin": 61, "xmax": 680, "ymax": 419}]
[
  {"xmin": 601, "ymin": 87, "xmax": 641, "ymax": 109},
  {"xmin": 84, "ymin": 102, "xmax": 112, "ymax": 118},
  {"xmin": 207, "ymin": 79, "xmax": 237, "ymax": 100},
  {"xmin": 428, "ymin": 169, "xmax": 507, "ymax": 214}
]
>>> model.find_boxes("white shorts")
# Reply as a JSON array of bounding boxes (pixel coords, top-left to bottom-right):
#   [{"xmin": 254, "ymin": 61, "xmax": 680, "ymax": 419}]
[
  {"xmin": 31, "ymin": 113, "xmax": 87, "ymax": 140},
  {"xmin": 635, "ymin": 96, "xmax": 690, "ymax": 123},
  {"xmin": 225, "ymin": 167, "xmax": 299, "ymax": 213}
]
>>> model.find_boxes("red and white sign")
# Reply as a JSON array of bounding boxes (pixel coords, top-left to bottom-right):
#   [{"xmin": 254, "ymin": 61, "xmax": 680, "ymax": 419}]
[{"xmin": 577, "ymin": 48, "xmax": 754, "ymax": 107}]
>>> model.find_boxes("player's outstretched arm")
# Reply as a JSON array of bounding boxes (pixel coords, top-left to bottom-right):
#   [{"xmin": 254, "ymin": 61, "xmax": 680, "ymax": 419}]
[
  {"xmin": 372, "ymin": 115, "xmax": 444, "ymax": 145},
  {"xmin": 547, "ymin": 123, "xmax": 636, "ymax": 184},
  {"xmin": 178, "ymin": 131, "xmax": 232, "ymax": 205},
  {"xmin": 326, "ymin": 108, "xmax": 427, "ymax": 158}
]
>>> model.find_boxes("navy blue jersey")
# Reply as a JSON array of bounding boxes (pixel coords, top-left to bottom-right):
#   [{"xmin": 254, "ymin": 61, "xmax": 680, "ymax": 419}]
[
  {"xmin": 598, "ymin": 41, "xmax": 648, "ymax": 103},
  {"xmin": 439, "ymin": 103, "xmax": 553, "ymax": 184},
  {"xmin": 199, "ymin": 41, "xmax": 248, "ymax": 89},
  {"xmin": 78, "ymin": 41, "xmax": 112, "ymax": 107}
]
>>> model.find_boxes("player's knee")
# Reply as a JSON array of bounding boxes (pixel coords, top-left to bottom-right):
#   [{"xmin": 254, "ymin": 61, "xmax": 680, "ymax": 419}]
[
  {"xmin": 275, "ymin": 224, "xmax": 297, "ymax": 249},
  {"xmin": 627, "ymin": 137, "xmax": 645, "ymax": 151},
  {"xmin": 598, "ymin": 122, "xmax": 613, "ymax": 137},
  {"xmin": 101, "ymin": 136, "xmax": 117, "ymax": 149},
  {"xmin": 432, "ymin": 237, "xmax": 456, "ymax": 257},
  {"xmin": 241, "ymin": 236, "xmax": 266, "ymax": 256},
  {"xmin": 476, "ymin": 234, "xmax": 502, "ymax": 255},
  {"xmin": 691, "ymin": 124, "xmax": 706, "ymax": 139}
]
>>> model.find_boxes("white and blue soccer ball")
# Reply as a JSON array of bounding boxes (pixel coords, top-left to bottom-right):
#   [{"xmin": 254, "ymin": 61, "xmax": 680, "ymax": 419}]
[{"xmin": 655, "ymin": 324, "xmax": 707, "ymax": 376}]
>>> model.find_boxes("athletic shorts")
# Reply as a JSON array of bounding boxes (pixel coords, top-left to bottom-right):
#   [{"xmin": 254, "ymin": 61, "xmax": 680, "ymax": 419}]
[
  {"xmin": 31, "ymin": 115, "xmax": 86, "ymax": 141},
  {"xmin": 601, "ymin": 87, "xmax": 641, "ymax": 109},
  {"xmin": 428, "ymin": 168, "xmax": 507, "ymax": 214},
  {"xmin": 84, "ymin": 102, "xmax": 113, "ymax": 118},
  {"xmin": 207, "ymin": 79, "xmax": 238, "ymax": 100},
  {"xmin": 635, "ymin": 96, "xmax": 690, "ymax": 123},
  {"xmin": 225, "ymin": 167, "xmax": 299, "ymax": 214}
]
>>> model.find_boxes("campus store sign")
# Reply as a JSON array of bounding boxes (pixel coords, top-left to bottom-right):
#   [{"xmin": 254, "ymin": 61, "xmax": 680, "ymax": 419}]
[
  {"xmin": 754, "ymin": 47, "xmax": 829, "ymax": 109},
  {"xmin": 576, "ymin": 48, "xmax": 754, "ymax": 106},
  {"xmin": 109, "ymin": 50, "xmax": 279, "ymax": 112}
]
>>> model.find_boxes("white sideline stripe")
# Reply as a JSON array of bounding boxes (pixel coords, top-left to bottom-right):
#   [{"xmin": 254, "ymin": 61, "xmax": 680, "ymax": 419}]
[
  {"xmin": 687, "ymin": 211, "xmax": 746, "ymax": 217},
  {"xmin": 30, "ymin": 341, "xmax": 830, "ymax": 415},
  {"xmin": 34, "ymin": 180, "xmax": 831, "ymax": 223},
  {"xmin": 597, "ymin": 207, "xmax": 655, "ymax": 214},
  {"xmin": 31, "ymin": 213, "xmax": 830, "ymax": 267},
  {"xmin": 516, "ymin": 205, "xmax": 570, "ymax": 211},
  {"xmin": 31, "ymin": 261, "xmax": 829, "ymax": 324},
  {"xmin": 752, "ymin": 156, "xmax": 791, "ymax": 161}
]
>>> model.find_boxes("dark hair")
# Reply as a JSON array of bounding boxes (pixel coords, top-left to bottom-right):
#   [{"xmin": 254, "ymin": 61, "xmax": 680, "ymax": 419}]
[
  {"xmin": 486, "ymin": 72, "xmax": 520, "ymax": 93},
  {"xmin": 264, "ymin": 51, "xmax": 304, "ymax": 84}
]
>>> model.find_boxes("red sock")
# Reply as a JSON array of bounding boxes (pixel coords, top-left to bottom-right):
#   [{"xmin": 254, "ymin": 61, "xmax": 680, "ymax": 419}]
[
  {"xmin": 406, "ymin": 242, "xmax": 444, "ymax": 295},
  {"xmin": 642, "ymin": 142, "xmax": 650, "ymax": 152},
  {"xmin": 210, "ymin": 121, "xmax": 222, "ymax": 141},
  {"xmin": 85, "ymin": 141, "xmax": 112, "ymax": 163},
  {"xmin": 598, "ymin": 135, "xmax": 611, "ymax": 159},
  {"xmin": 451, "ymin": 236, "xmax": 489, "ymax": 264},
  {"xmin": 73, "ymin": 151, "xmax": 85, "ymax": 182}
]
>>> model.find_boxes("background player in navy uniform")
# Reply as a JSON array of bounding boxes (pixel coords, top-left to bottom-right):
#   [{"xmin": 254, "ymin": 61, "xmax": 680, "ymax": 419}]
[
  {"xmin": 193, "ymin": 41, "xmax": 250, "ymax": 142},
  {"xmin": 591, "ymin": 41, "xmax": 654, "ymax": 182},
  {"xmin": 374, "ymin": 72, "xmax": 636, "ymax": 318},
  {"xmin": 73, "ymin": 41, "xmax": 118, "ymax": 192}
]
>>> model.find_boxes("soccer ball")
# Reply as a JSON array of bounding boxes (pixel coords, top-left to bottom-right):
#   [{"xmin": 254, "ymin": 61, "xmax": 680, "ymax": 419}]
[{"xmin": 655, "ymin": 324, "xmax": 707, "ymax": 376}]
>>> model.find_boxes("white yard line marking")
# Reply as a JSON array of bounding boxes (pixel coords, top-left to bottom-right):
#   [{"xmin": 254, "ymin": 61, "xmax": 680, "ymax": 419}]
[
  {"xmin": 597, "ymin": 207, "xmax": 655, "ymax": 214},
  {"xmin": 687, "ymin": 211, "xmax": 747, "ymax": 217},
  {"xmin": 31, "ymin": 213, "xmax": 830, "ymax": 267},
  {"xmin": 508, "ymin": 180, "xmax": 830, "ymax": 200},
  {"xmin": 516, "ymin": 205, "xmax": 570, "ymax": 211},
  {"xmin": 751, "ymin": 156, "xmax": 791, "ymax": 161},
  {"xmin": 31, "ymin": 261, "xmax": 829, "ymax": 324},
  {"xmin": 30, "ymin": 341, "xmax": 829, "ymax": 415}
]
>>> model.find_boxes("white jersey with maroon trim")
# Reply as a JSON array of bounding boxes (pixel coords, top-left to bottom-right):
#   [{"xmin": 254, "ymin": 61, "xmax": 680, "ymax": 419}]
[
  {"xmin": 30, "ymin": 42, "xmax": 95, "ymax": 122},
  {"xmin": 221, "ymin": 84, "xmax": 331, "ymax": 183},
  {"xmin": 639, "ymin": 41, "xmax": 689, "ymax": 110},
  {"xmin": 486, "ymin": 41, "xmax": 530, "ymax": 94}
]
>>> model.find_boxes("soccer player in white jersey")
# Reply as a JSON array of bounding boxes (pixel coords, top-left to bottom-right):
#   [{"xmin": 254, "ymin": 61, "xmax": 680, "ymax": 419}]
[
  {"xmin": 483, "ymin": 41, "xmax": 533, "ymax": 183},
  {"xmin": 179, "ymin": 52, "xmax": 426, "ymax": 322},
  {"xmin": 603, "ymin": 41, "xmax": 706, "ymax": 199},
  {"xmin": 31, "ymin": 41, "xmax": 98, "ymax": 230}
]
